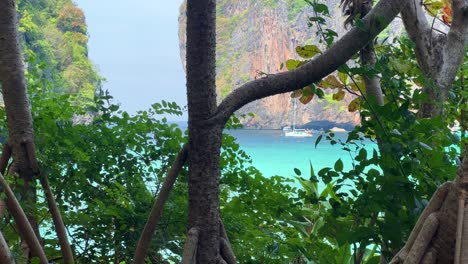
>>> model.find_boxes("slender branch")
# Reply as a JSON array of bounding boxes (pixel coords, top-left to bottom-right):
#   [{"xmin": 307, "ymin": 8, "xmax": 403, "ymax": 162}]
[
  {"xmin": 25, "ymin": 141, "xmax": 74, "ymax": 263},
  {"xmin": 39, "ymin": 174, "xmax": 73, "ymax": 263},
  {"xmin": 0, "ymin": 144, "xmax": 12, "ymax": 176},
  {"xmin": 0, "ymin": 230, "xmax": 14, "ymax": 263},
  {"xmin": 207, "ymin": 0, "xmax": 404, "ymax": 125},
  {"xmin": 0, "ymin": 172, "xmax": 48, "ymax": 264},
  {"xmin": 133, "ymin": 144, "xmax": 188, "ymax": 264}
]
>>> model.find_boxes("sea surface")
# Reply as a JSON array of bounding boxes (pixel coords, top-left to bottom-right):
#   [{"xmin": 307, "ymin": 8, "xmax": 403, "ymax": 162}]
[
  {"xmin": 226, "ymin": 129, "xmax": 377, "ymax": 180},
  {"xmin": 172, "ymin": 122, "xmax": 378, "ymax": 182}
]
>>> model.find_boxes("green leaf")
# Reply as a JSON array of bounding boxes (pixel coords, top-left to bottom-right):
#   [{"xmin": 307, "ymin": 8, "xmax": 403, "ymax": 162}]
[
  {"xmin": 286, "ymin": 59, "xmax": 306, "ymax": 70},
  {"xmin": 319, "ymin": 75, "xmax": 344, "ymax": 89},
  {"xmin": 295, "ymin": 45, "xmax": 321, "ymax": 59},
  {"xmin": 332, "ymin": 88, "xmax": 345, "ymax": 101},
  {"xmin": 334, "ymin": 159, "xmax": 344, "ymax": 171},
  {"xmin": 294, "ymin": 168, "xmax": 302, "ymax": 176},
  {"xmin": 315, "ymin": 134, "xmax": 323, "ymax": 148},
  {"xmin": 419, "ymin": 142, "xmax": 433, "ymax": 151},
  {"xmin": 338, "ymin": 71, "xmax": 348, "ymax": 84},
  {"xmin": 348, "ymin": 97, "xmax": 361, "ymax": 112}
]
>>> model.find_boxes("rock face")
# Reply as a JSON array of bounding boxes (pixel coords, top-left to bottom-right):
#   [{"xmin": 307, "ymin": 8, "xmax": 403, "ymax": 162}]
[{"xmin": 178, "ymin": 0, "xmax": 374, "ymax": 129}]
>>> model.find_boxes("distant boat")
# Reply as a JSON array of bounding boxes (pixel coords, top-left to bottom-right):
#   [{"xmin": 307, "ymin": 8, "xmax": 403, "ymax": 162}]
[
  {"xmin": 329, "ymin": 127, "xmax": 347, "ymax": 132},
  {"xmin": 284, "ymin": 99, "xmax": 313, "ymax": 137}
]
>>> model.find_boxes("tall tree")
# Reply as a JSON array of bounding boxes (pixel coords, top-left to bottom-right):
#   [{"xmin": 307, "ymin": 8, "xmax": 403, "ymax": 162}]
[
  {"xmin": 389, "ymin": 0, "xmax": 468, "ymax": 262},
  {"xmin": 0, "ymin": 0, "xmax": 73, "ymax": 263},
  {"xmin": 177, "ymin": 0, "xmax": 403, "ymax": 262}
]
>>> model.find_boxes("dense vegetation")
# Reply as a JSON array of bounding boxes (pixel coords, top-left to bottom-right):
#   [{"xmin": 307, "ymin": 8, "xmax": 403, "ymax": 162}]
[{"xmin": 17, "ymin": 0, "xmax": 100, "ymax": 104}]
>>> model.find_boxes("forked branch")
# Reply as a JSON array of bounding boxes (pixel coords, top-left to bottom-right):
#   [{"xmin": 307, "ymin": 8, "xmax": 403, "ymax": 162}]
[{"xmin": 209, "ymin": 0, "xmax": 404, "ymax": 125}]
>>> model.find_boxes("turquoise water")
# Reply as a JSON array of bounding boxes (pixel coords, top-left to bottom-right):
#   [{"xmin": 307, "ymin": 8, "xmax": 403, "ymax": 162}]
[{"xmin": 226, "ymin": 129, "xmax": 378, "ymax": 179}]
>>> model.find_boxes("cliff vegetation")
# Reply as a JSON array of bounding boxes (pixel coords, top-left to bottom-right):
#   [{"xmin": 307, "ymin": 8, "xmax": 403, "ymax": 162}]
[
  {"xmin": 17, "ymin": 0, "xmax": 100, "ymax": 104},
  {"xmin": 179, "ymin": 0, "xmax": 368, "ymax": 128}
]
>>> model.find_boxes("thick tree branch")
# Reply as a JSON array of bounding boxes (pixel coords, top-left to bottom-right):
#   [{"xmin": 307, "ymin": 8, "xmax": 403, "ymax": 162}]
[
  {"xmin": 0, "ymin": 173, "xmax": 48, "ymax": 264},
  {"xmin": 208, "ymin": 0, "xmax": 404, "ymax": 125},
  {"xmin": 400, "ymin": 0, "xmax": 436, "ymax": 75},
  {"xmin": 359, "ymin": 0, "xmax": 384, "ymax": 106},
  {"xmin": 133, "ymin": 144, "xmax": 188, "ymax": 264},
  {"xmin": 437, "ymin": 0, "xmax": 468, "ymax": 90}
]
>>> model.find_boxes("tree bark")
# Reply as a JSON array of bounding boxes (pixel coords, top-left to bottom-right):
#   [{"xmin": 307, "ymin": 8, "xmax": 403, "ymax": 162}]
[
  {"xmin": 0, "ymin": 230, "xmax": 14, "ymax": 264},
  {"xmin": 0, "ymin": 0, "xmax": 42, "ymax": 257},
  {"xmin": 182, "ymin": 0, "xmax": 404, "ymax": 262},
  {"xmin": 186, "ymin": 0, "xmax": 222, "ymax": 263},
  {"xmin": 401, "ymin": 0, "xmax": 468, "ymax": 117},
  {"xmin": 0, "ymin": 1, "xmax": 73, "ymax": 262}
]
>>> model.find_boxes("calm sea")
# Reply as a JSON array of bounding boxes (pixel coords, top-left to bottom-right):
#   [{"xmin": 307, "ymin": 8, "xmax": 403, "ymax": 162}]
[
  {"xmin": 171, "ymin": 122, "xmax": 377, "ymax": 180},
  {"xmin": 227, "ymin": 129, "xmax": 377, "ymax": 179}
]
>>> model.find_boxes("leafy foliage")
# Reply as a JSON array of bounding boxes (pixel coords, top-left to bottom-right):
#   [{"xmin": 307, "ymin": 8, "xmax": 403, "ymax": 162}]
[{"xmin": 17, "ymin": 0, "xmax": 101, "ymax": 104}]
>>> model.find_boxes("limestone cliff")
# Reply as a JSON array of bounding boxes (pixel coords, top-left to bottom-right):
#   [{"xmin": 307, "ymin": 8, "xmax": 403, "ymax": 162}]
[{"xmin": 178, "ymin": 0, "xmax": 392, "ymax": 129}]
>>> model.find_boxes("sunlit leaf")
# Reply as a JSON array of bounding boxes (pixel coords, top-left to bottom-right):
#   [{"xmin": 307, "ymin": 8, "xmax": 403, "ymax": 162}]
[
  {"xmin": 299, "ymin": 93, "xmax": 314, "ymax": 104},
  {"xmin": 286, "ymin": 59, "xmax": 306, "ymax": 70},
  {"xmin": 338, "ymin": 71, "xmax": 348, "ymax": 85},
  {"xmin": 332, "ymin": 88, "xmax": 345, "ymax": 101},
  {"xmin": 296, "ymin": 45, "xmax": 321, "ymax": 59},
  {"xmin": 348, "ymin": 97, "xmax": 361, "ymax": 112},
  {"xmin": 318, "ymin": 75, "xmax": 344, "ymax": 89},
  {"xmin": 299, "ymin": 86, "xmax": 314, "ymax": 104}
]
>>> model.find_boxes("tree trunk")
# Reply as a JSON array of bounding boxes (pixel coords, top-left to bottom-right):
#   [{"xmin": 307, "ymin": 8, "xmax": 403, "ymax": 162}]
[
  {"xmin": 0, "ymin": 0, "xmax": 41, "ymax": 256},
  {"xmin": 186, "ymin": 0, "xmax": 221, "ymax": 263},
  {"xmin": 0, "ymin": 1, "xmax": 72, "ymax": 262}
]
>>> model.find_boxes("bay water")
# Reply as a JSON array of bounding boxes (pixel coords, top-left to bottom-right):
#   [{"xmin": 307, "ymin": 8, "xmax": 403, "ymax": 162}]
[{"xmin": 226, "ymin": 129, "xmax": 378, "ymax": 181}]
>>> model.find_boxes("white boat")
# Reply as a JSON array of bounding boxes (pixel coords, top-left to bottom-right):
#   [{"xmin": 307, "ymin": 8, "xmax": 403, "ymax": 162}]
[
  {"xmin": 285, "ymin": 128, "xmax": 313, "ymax": 137},
  {"xmin": 284, "ymin": 100, "xmax": 313, "ymax": 137},
  {"xmin": 329, "ymin": 127, "xmax": 347, "ymax": 132}
]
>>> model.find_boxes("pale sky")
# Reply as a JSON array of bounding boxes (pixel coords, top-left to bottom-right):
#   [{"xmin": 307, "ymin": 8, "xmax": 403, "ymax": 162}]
[{"xmin": 74, "ymin": 0, "xmax": 187, "ymax": 120}]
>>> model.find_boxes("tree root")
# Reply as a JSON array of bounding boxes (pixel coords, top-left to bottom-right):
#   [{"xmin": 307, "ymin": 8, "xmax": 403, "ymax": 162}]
[
  {"xmin": 219, "ymin": 220, "xmax": 236, "ymax": 264},
  {"xmin": 403, "ymin": 212, "xmax": 439, "ymax": 264},
  {"xmin": 390, "ymin": 177, "xmax": 468, "ymax": 264},
  {"xmin": 182, "ymin": 227, "xmax": 199, "ymax": 264},
  {"xmin": 455, "ymin": 192, "xmax": 465, "ymax": 264},
  {"xmin": 421, "ymin": 250, "xmax": 435, "ymax": 264},
  {"xmin": 180, "ymin": 218, "xmax": 237, "ymax": 264},
  {"xmin": 390, "ymin": 182, "xmax": 452, "ymax": 263},
  {"xmin": 460, "ymin": 205, "xmax": 468, "ymax": 263},
  {"xmin": 220, "ymin": 238, "xmax": 236, "ymax": 264}
]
